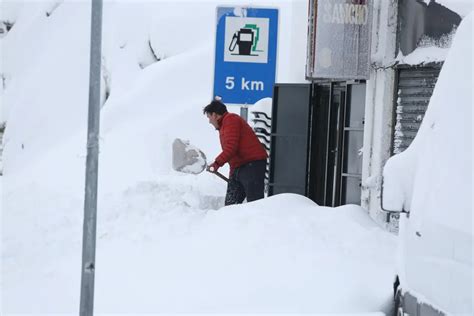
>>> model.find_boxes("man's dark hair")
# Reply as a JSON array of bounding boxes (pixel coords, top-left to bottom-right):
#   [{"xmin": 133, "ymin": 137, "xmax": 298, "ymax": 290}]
[{"xmin": 203, "ymin": 100, "xmax": 227, "ymax": 115}]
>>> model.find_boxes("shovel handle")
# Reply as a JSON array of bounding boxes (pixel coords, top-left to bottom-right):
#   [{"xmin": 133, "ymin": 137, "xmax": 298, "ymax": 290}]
[
  {"xmin": 206, "ymin": 169, "xmax": 229, "ymax": 182},
  {"xmin": 214, "ymin": 170, "xmax": 229, "ymax": 183}
]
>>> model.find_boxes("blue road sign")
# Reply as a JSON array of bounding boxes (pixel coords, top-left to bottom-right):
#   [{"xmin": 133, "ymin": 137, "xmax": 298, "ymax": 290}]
[{"xmin": 213, "ymin": 7, "xmax": 278, "ymax": 105}]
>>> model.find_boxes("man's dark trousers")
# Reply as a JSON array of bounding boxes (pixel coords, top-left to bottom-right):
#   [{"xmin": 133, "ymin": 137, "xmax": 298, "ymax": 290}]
[{"xmin": 225, "ymin": 160, "xmax": 267, "ymax": 205}]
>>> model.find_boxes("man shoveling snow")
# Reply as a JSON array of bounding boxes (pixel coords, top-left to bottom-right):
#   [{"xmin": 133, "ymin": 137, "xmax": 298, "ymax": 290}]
[{"xmin": 203, "ymin": 100, "xmax": 268, "ymax": 205}]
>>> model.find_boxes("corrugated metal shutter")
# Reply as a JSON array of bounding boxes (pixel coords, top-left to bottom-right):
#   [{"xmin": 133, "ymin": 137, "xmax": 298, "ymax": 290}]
[{"xmin": 393, "ymin": 66, "xmax": 441, "ymax": 154}]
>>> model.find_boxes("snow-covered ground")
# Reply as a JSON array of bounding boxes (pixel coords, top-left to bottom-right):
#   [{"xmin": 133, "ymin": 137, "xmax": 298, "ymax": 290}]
[
  {"xmin": 1, "ymin": 1, "xmax": 398, "ymax": 314},
  {"xmin": 4, "ymin": 192, "xmax": 397, "ymax": 313}
]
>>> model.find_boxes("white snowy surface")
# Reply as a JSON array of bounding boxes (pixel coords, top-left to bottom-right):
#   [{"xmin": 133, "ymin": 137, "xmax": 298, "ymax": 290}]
[
  {"xmin": 248, "ymin": 97, "xmax": 272, "ymax": 131},
  {"xmin": 383, "ymin": 12, "xmax": 473, "ymax": 314},
  {"xmin": 172, "ymin": 138, "xmax": 208, "ymax": 174},
  {"xmin": 383, "ymin": 11, "xmax": 473, "ymax": 234},
  {"xmin": 395, "ymin": 46, "xmax": 450, "ymax": 66},
  {"xmin": 250, "ymin": 97, "xmax": 272, "ymax": 118},
  {"xmin": 3, "ymin": 191, "xmax": 396, "ymax": 313},
  {"xmin": 1, "ymin": 1, "xmax": 396, "ymax": 314}
]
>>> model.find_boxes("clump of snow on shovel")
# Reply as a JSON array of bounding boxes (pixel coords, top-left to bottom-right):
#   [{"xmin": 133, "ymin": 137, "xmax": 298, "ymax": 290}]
[{"xmin": 172, "ymin": 138, "xmax": 207, "ymax": 174}]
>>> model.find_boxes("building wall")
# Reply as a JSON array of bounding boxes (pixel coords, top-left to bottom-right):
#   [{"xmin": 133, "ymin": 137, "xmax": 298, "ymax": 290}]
[
  {"xmin": 275, "ymin": 0, "xmax": 309, "ymax": 84},
  {"xmin": 361, "ymin": 0, "xmax": 399, "ymax": 227},
  {"xmin": 299, "ymin": 0, "xmax": 461, "ymax": 228}
]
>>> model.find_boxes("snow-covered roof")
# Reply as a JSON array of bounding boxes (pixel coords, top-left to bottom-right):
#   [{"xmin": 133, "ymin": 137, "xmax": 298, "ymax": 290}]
[
  {"xmin": 395, "ymin": 45, "xmax": 449, "ymax": 65},
  {"xmin": 397, "ymin": 1, "xmax": 472, "ymax": 65}
]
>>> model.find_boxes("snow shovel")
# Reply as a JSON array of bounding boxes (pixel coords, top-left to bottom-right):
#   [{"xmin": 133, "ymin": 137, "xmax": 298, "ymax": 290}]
[{"xmin": 172, "ymin": 138, "xmax": 229, "ymax": 182}]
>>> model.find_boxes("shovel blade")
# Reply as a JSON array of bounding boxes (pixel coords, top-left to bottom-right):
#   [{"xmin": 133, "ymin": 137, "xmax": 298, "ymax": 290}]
[{"xmin": 172, "ymin": 138, "xmax": 207, "ymax": 174}]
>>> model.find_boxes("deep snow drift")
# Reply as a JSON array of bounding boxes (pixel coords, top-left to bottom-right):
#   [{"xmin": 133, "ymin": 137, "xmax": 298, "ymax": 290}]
[
  {"xmin": 2, "ymin": 1, "xmax": 396, "ymax": 314},
  {"xmin": 3, "ymin": 191, "xmax": 396, "ymax": 313},
  {"xmin": 383, "ymin": 12, "xmax": 473, "ymax": 314}
]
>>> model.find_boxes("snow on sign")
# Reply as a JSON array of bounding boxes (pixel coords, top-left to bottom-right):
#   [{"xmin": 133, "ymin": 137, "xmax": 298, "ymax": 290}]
[{"xmin": 213, "ymin": 7, "xmax": 278, "ymax": 105}]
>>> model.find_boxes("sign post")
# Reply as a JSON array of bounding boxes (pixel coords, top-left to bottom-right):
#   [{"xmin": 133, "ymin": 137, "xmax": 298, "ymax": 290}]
[
  {"xmin": 80, "ymin": 0, "xmax": 103, "ymax": 315},
  {"xmin": 213, "ymin": 7, "xmax": 278, "ymax": 106}
]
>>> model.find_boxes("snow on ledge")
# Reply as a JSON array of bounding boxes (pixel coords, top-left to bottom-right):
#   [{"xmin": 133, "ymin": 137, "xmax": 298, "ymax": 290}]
[{"xmin": 395, "ymin": 46, "xmax": 449, "ymax": 66}]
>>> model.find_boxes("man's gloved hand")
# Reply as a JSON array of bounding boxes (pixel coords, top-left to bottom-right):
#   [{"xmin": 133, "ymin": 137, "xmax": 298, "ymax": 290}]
[{"xmin": 207, "ymin": 162, "xmax": 220, "ymax": 173}]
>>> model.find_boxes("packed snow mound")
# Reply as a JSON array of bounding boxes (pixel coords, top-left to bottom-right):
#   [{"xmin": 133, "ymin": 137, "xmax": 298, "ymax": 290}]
[
  {"xmin": 383, "ymin": 12, "xmax": 472, "ymax": 314},
  {"xmin": 172, "ymin": 138, "xmax": 208, "ymax": 174},
  {"xmin": 383, "ymin": 12, "xmax": 473, "ymax": 232},
  {"xmin": 407, "ymin": 11, "xmax": 473, "ymax": 234},
  {"xmin": 4, "ymin": 190, "xmax": 396, "ymax": 314}
]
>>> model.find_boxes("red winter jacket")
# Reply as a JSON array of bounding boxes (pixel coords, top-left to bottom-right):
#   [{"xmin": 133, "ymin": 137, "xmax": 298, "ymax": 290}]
[{"xmin": 214, "ymin": 112, "xmax": 268, "ymax": 175}]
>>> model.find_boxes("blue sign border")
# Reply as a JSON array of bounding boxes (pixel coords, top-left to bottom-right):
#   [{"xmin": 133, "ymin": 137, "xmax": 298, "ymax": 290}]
[{"xmin": 213, "ymin": 7, "xmax": 279, "ymax": 105}]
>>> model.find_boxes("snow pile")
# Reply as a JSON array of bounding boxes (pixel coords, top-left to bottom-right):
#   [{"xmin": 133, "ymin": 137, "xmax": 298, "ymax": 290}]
[
  {"xmin": 383, "ymin": 12, "xmax": 472, "ymax": 228},
  {"xmin": 250, "ymin": 97, "xmax": 272, "ymax": 119},
  {"xmin": 4, "ymin": 191, "xmax": 396, "ymax": 313},
  {"xmin": 383, "ymin": 12, "xmax": 473, "ymax": 314},
  {"xmin": 248, "ymin": 96, "xmax": 272, "ymax": 135},
  {"xmin": 172, "ymin": 138, "xmax": 208, "ymax": 174},
  {"xmin": 2, "ymin": 1, "xmax": 396, "ymax": 315}
]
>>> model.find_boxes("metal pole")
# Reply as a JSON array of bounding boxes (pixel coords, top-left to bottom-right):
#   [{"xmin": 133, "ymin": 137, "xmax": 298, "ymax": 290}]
[
  {"xmin": 240, "ymin": 105, "xmax": 248, "ymax": 121},
  {"xmin": 80, "ymin": 0, "xmax": 103, "ymax": 315}
]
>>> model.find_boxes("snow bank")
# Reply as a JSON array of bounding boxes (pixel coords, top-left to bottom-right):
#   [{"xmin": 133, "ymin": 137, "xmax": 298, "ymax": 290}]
[
  {"xmin": 383, "ymin": 12, "xmax": 473, "ymax": 314},
  {"xmin": 383, "ymin": 12, "xmax": 473, "ymax": 231},
  {"xmin": 248, "ymin": 97, "xmax": 272, "ymax": 132},
  {"xmin": 250, "ymin": 97, "xmax": 272, "ymax": 118},
  {"xmin": 4, "ymin": 192, "xmax": 396, "ymax": 313},
  {"xmin": 395, "ymin": 46, "xmax": 449, "ymax": 66},
  {"xmin": 406, "ymin": 12, "xmax": 472, "ymax": 235}
]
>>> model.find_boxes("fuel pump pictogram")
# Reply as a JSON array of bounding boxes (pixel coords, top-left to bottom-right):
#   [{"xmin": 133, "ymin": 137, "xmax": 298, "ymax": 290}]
[
  {"xmin": 215, "ymin": 7, "xmax": 278, "ymax": 104},
  {"xmin": 228, "ymin": 24, "xmax": 261, "ymax": 56}
]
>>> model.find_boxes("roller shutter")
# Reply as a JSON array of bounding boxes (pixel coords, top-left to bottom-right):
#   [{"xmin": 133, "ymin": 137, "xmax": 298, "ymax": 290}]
[{"xmin": 393, "ymin": 66, "xmax": 441, "ymax": 154}]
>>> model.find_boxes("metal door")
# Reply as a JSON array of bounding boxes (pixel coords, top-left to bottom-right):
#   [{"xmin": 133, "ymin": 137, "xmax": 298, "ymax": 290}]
[
  {"xmin": 327, "ymin": 84, "xmax": 346, "ymax": 206},
  {"xmin": 268, "ymin": 82, "xmax": 366, "ymax": 206},
  {"xmin": 309, "ymin": 82, "xmax": 366, "ymax": 206},
  {"xmin": 307, "ymin": 83, "xmax": 331, "ymax": 205},
  {"xmin": 268, "ymin": 84, "xmax": 312, "ymax": 195},
  {"xmin": 340, "ymin": 83, "xmax": 366, "ymax": 205}
]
